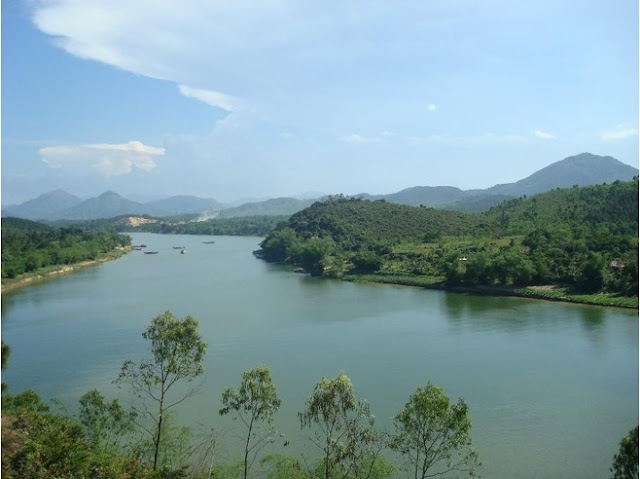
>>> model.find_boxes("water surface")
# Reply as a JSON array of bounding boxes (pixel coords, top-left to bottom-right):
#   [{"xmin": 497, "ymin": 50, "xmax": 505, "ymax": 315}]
[{"xmin": 2, "ymin": 233, "xmax": 637, "ymax": 478}]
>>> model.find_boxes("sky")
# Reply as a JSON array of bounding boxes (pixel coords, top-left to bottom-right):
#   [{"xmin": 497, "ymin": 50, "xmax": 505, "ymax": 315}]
[{"xmin": 2, "ymin": 0, "xmax": 638, "ymax": 204}]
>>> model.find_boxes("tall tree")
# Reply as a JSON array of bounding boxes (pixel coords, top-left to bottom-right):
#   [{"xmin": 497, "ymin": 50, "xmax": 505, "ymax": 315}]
[
  {"xmin": 299, "ymin": 372, "xmax": 386, "ymax": 479},
  {"xmin": 115, "ymin": 310, "xmax": 207, "ymax": 470},
  {"xmin": 391, "ymin": 382, "xmax": 480, "ymax": 479},
  {"xmin": 220, "ymin": 365, "xmax": 282, "ymax": 479}
]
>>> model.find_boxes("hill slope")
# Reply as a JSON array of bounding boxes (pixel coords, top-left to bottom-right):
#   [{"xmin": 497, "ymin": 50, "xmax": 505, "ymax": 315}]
[
  {"xmin": 60, "ymin": 191, "xmax": 145, "ymax": 220},
  {"xmin": 2, "ymin": 190, "xmax": 81, "ymax": 220},
  {"xmin": 257, "ymin": 182, "xmax": 638, "ymax": 302}
]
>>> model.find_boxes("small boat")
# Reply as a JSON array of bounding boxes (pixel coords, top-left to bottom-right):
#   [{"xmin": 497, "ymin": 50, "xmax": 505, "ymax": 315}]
[
  {"xmin": 173, "ymin": 246, "xmax": 186, "ymax": 249},
  {"xmin": 203, "ymin": 241, "xmax": 215, "ymax": 244},
  {"xmin": 144, "ymin": 251, "xmax": 159, "ymax": 255},
  {"xmin": 180, "ymin": 249, "xmax": 186, "ymax": 254}
]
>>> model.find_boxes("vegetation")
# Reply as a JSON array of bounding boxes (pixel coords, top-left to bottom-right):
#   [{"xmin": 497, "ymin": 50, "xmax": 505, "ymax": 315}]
[
  {"xmin": 299, "ymin": 372, "xmax": 387, "ymax": 479},
  {"xmin": 124, "ymin": 215, "xmax": 287, "ymax": 237},
  {"xmin": 115, "ymin": 311, "xmax": 207, "ymax": 471},
  {"xmin": 610, "ymin": 426, "xmax": 638, "ymax": 479},
  {"xmin": 220, "ymin": 366, "xmax": 282, "ymax": 479},
  {"xmin": 391, "ymin": 383, "xmax": 480, "ymax": 479},
  {"xmin": 1, "ymin": 217, "xmax": 131, "ymax": 284},
  {"xmin": 257, "ymin": 181, "xmax": 639, "ymax": 307}
]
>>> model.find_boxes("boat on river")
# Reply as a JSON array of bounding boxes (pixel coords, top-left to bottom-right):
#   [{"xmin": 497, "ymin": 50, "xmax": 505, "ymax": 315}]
[
  {"xmin": 144, "ymin": 251, "xmax": 159, "ymax": 255},
  {"xmin": 203, "ymin": 241, "xmax": 215, "ymax": 244}
]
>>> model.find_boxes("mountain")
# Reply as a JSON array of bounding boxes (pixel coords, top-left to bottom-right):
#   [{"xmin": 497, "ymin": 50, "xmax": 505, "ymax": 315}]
[
  {"xmin": 382, "ymin": 186, "xmax": 466, "ymax": 206},
  {"xmin": 376, "ymin": 153, "xmax": 638, "ymax": 210},
  {"xmin": 2, "ymin": 189, "xmax": 82, "ymax": 220},
  {"xmin": 5, "ymin": 153, "xmax": 637, "ymax": 221},
  {"xmin": 485, "ymin": 153, "xmax": 638, "ymax": 197},
  {"xmin": 60, "ymin": 191, "xmax": 146, "ymax": 220},
  {"xmin": 143, "ymin": 195, "xmax": 224, "ymax": 217},
  {"xmin": 217, "ymin": 197, "xmax": 317, "ymax": 218}
]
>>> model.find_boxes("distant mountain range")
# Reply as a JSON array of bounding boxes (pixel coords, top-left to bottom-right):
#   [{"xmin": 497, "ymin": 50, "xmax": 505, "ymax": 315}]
[
  {"xmin": 2, "ymin": 153, "xmax": 637, "ymax": 221},
  {"xmin": 360, "ymin": 152, "xmax": 638, "ymax": 211}
]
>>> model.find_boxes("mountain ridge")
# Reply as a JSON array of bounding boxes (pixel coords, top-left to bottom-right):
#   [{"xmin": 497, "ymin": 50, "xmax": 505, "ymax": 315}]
[{"xmin": 3, "ymin": 153, "xmax": 637, "ymax": 221}]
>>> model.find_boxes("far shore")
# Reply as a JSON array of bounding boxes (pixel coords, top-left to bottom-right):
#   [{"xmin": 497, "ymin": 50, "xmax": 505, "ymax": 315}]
[
  {"xmin": 1, "ymin": 248, "xmax": 131, "ymax": 294},
  {"xmin": 343, "ymin": 274, "xmax": 639, "ymax": 309}
]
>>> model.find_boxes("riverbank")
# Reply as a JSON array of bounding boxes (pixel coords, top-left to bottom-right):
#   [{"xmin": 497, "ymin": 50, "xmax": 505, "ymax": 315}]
[
  {"xmin": 1, "ymin": 247, "xmax": 131, "ymax": 294},
  {"xmin": 344, "ymin": 273, "xmax": 639, "ymax": 309}
]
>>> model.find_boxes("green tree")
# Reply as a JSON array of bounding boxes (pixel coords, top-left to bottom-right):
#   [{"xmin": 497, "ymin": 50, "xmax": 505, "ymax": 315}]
[
  {"xmin": 299, "ymin": 372, "xmax": 386, "ymax": 479},
  {"xmin": 610, "ymin": 426, "xmax": 638, "ymax": 479},
  {"xmin": 115, "ymin": 310, "xmax": 207, "ymax": 470},
  {"xmin": 220, "ymin": 365, "xmax": 283, "ymax": 479},
  {"xmin": 78, "ymin": 389, "xmax": 138, "ymax": 456},
  {"xmin": 391, "ymin": 382, "xmax": 480, "ymax": 479}
]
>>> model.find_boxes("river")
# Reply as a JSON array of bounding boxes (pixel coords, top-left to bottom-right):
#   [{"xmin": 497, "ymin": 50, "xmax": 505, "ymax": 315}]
[{"xmin": 1, "ymin": 233, "xmax": 638, "ymax": 478}]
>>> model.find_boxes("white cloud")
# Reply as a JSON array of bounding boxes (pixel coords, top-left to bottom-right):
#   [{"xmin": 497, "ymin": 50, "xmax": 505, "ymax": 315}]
[
  {"xmin": 427, "ymin": 104, "xmax": 437, "ymax": 112},
  {"xmin": 533, "ymin": 129, "xmax": 556, "ymax": 140},
  {"xmin": 601, "ymin": 126, "xmax": 638, "ymax": 141},
  {"xmin": 39, "ymin": 140, "xmax": 164, "ymax": 176},
  {"xmin": 178, "ymin": 85, "xmax": 235, "ymax": 111}
]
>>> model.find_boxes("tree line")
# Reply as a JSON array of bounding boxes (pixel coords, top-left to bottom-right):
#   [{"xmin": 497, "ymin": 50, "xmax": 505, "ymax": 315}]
[{"xmin": 1, "ymin": 218, "xmax": 131, "ymax": 280}]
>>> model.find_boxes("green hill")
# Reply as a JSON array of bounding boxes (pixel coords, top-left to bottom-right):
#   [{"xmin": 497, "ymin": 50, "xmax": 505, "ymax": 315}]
[{"xmin": 257, "ymin": 182, "xmax": 638, "ymax": 304}]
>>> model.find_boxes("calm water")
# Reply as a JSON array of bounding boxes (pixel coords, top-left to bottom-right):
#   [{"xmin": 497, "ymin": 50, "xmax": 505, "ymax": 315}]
[{"xmin": 2, "ymin": 233, "xmax": 638, "ymax": 478}]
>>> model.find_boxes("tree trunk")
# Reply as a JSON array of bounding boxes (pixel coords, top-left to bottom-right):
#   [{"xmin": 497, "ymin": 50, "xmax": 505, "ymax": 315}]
[{"xmin": 153, "ymin": 390, "xmax": 165, "ymax": 470}]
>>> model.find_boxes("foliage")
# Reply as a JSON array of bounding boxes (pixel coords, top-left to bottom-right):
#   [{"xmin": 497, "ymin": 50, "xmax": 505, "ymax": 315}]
[
  {"xmin": 610, "ymin": 426, "xmax": 639, "ymax": 479},
  {"xmin": 390, "ymin": 383, "xmax": 480, "ymax": 479},
  {"xmin": 120, "ymin": 215, "xmax": 288, "ymax": 237},
  {"xmin": 115, "ymin": 310, "xmax": 207, "ymax": 470},
  {"xmin": 299, "ymin": 372, "xmax": 387, "ymax": 479},
  {"xmin": 257, "ymin": 182, "xmax": 639, "ymax": 301},
  {"xmin": 1, "ymin": 390, "xmax": 153, "ymax": 479},
  {"xmin": 1, "ymin": 217, "xmax": 131, "ymax": 281},
  {"xmin": 78, "ymin": 389, "xmax": 139, "ymax": 456},
  {"xmin": 220, "ymin": 365, "xmax": 283, "ymax": 479}
]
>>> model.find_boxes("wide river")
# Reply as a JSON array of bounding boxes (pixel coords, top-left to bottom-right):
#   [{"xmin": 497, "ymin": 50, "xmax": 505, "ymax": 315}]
[{"xmin": 2, "ymin": 233, "xmax": 638, "ymax": 478}]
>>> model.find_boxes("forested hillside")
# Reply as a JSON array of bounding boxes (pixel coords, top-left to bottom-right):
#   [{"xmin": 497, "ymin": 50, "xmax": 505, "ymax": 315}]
[
  {"xmin": 257, "ymin": 182, "xmax": 639, "ymax": 305},
  {"xmin": 1, "ymin": 218, "xmax": 131, "ymax": 281}
]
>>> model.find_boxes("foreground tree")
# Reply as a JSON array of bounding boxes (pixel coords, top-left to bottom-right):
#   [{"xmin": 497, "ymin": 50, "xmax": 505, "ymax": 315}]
[
  {"xmin": 299, "ymin": 372, "xmax": 388, "ymax": 479},
  {"xmin": 78, "ymin": 389, "xmax": 138, "ymax": 457},
  {"xmin": 391, "ymin": 382, "xmax": 480, "ymax": 479},
  {"xmin": 220, "ymin": 365, "xmax": 282, "ymax": 479},
  {"xmin": 115, "ymin": 310, "xmax": 207, "ymax": 470},
  {"xmin": 610, "ymin": 426, "xmax": 638, "ymax": 479}
]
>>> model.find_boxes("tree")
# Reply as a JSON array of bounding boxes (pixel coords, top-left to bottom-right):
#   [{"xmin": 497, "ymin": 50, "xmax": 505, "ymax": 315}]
[
  {"xmin": 391, "ymin": 382, "xmax": 480, "ymax": 479},
  {"xmin": 78, "ymin": 389, "xmax": 138, "ymax": 455},
  {"xmin": 299, "ymin": 372, "xmax": 386, "ymax": 479},
  {"xmin": 115, "ymin": 310, "xmax": 207, "ymax": 470},
  {"xmin": 220, "ymin": 365, "xmax": 282, "ymax": 479},
  {"xmin": 610, "ymin": 426, "xmax": 638, "ymax": 479}
]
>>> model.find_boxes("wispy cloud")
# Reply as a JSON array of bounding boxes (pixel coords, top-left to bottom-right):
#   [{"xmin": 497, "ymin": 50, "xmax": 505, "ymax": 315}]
[
  {"xmin": 178, "ymin": 85, "xmax": 235, "ymax": 111},
  {"xmin": 341, "ymin": 133, "xmax": 382, "ymax": 144},
  {"xmin": 601, "ymin": 126, "xmax": 638, "ymax": 141},
  {"xmin": 533, "ymin": 129, "xmax": 556, "ymax": 140},
  {"xmin": 40, "ymin": 140, "xmax": 164, "ymax": 176}
]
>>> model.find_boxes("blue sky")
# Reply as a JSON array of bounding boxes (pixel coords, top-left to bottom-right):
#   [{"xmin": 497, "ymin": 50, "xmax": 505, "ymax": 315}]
[{"xmin": 2, "ymin": 0, "xmax": 638, "ymax": 204}]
